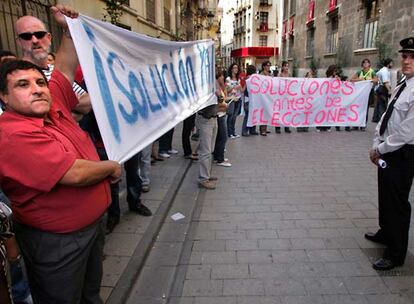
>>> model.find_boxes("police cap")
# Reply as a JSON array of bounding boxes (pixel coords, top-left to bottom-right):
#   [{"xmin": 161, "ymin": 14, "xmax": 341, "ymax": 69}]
[{"xmin": 399, "ymin": 37, "xmax": 414, "ymax": 53}]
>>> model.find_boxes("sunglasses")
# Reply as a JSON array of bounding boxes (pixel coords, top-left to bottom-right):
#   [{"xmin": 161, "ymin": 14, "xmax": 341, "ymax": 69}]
[{"xmin": 18, "ymin": 31, "xmax": 48, "ymax": 41}]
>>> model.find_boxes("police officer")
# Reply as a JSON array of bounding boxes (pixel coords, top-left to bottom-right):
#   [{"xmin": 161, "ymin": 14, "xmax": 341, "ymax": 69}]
[{"xmin": 366, "ymin": 37, "xmax": 414, "ymax": 270}]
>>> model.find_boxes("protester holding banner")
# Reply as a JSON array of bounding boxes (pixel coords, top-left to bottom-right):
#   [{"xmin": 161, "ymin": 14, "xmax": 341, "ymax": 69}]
[
  {"xmin": 275, "ymin": 61, "xmax": 292, "ymax": 134},
  {"xmin": 259, "ymin": 61, "xmax": 272, "ymax": 136},
  {"xmin": 367, "ymin": 37, "xmax": 414, "ymax": 271},
  {"xmin": 325, "ymin": 65, "xmax": 351, "ymax": 132},
  {"xmin": 213, "ymin": 70, "xmax": 232, "ymax": 167},
  {"xmin": 351, "ymin": 58, "xmax": 378, "ymax": 131},
  {"xmin": 241, "ymin": 65, "xmax": 259, "ymax": 137},
  {"xmin": 0, "ymin": 5, "xmax": 122, "ymax": 302},
  {"xmin": 14, "ymin": 13, "xmax": 91, "ymax": 122},
  {"xmin": 226, "ymin": 63, "xmax": 243, "ymax": 139},
  {"xmin": 297, "ymin": 70, "xmax": 315, "ymax": 132}
]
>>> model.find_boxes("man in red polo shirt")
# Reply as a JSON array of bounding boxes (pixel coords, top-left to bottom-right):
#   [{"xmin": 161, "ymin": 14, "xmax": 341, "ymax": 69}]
[{"xmin": 0, "ymin": 5, "xmax": 121, "ymax": 303}]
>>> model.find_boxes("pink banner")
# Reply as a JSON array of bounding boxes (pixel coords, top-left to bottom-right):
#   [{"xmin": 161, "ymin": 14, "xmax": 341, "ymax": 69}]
[{"xmin": 246, "ymin": 75, "xmax": 372, "ymax": 127}]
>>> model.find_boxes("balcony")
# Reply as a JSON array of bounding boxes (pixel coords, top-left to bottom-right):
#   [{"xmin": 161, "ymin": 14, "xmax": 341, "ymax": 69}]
[
  {"xmin": 258, "ymin": 22, "xmax": 269, "ymax": 32},
  {"xmin": 259, "ymin": 0, "xmax": 272, "ymax": 6}
]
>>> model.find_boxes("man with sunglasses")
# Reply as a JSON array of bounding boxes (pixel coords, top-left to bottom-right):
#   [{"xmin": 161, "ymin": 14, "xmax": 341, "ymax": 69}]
[
  {"xmin": 0, "ymin": 5, "xmax": 122, "ymax": 303},
  {"xmin": 15, "ymin": 14, "xmax": 91, "ymax": 121}
]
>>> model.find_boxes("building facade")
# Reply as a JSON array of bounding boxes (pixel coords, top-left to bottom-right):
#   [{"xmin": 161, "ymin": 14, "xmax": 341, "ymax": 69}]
[
  {"xmin": 281, "ymin": 0, "xmax": 414, "ymax": 79},
  {"xmin": 0, "ymin": 0, "xmax": 221, "ymax": 56},
  {"xmin": 220, "ymin": 0, "xmax": 282, "ymax": 71}
]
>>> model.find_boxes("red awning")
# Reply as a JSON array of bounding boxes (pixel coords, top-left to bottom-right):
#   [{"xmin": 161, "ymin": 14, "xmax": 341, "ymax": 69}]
[{"xmin": 231, "ymin": 47, "xmax": 279, "ymax": 58}]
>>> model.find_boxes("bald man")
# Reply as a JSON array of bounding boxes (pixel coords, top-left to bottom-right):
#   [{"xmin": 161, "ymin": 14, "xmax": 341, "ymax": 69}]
[{"xmin": 15, "ymin": 14, "xmax": 91, "ymax": 118}]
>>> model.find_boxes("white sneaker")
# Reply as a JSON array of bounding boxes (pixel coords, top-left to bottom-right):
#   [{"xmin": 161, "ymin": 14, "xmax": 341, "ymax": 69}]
[
  {"xmin": 168, "ymin": 149, "xmax": 178, "ymax": 154},
  {"xmin": 327, "ymin": 129, "xmax": 332, "ymax": 132},
  {"xmin": 316, "ymin": 129, "xmax": 321, "ymax": 133},
  {"xmin": 159, "ymin": 152, "xmax": 170, "ymax": 158},
  {"xmin": 233, "ymin": 134, "xmax": 240, "ymax": 138},
  {"xmin": 217, "ymin": 161, "xmax": 232, "ymax": 167}
]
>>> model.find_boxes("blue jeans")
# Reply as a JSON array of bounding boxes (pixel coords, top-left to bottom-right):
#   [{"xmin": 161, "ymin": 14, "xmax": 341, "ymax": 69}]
[
  {"xmin": 241, "ymin": 102, "xmax": 257, "ymax": 135},
  {"xmin": 159, "ymin": 128, "xmax": 174, "ymax": 153},
  {"xmin": 11, "ymin": 260, "xmax": 33, "ymax": 304},
  {"xmin": 227, "ymin": 100, "xmax": 241, "ymax": 136},
  {"xmin": 213, "ymin": 115, "xmax": 228, "ymax": 163}
]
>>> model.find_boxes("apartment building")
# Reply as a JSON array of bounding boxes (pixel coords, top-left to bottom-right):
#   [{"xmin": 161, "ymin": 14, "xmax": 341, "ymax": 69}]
[
  {"xmin": 220, "ymin": 0, "xmax": 282, "ymax": 70},
  {"xmin": 281, "ymin": 0, "xmax": 414, "ymax": 78}
]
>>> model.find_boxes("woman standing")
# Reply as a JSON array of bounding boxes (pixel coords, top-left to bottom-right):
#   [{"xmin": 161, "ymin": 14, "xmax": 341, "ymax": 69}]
[
  {"xmin": 213, "ymin": 70, "xmax": 232, "ymax": 167},
  {"xmin": 259, "ymin": 61, "xmax": 272, "ymax": 136},
  {"xmin": 226, "ymin": 63, "xmax": 243, "ymax": 139},
  {"xmin": 242, "ymin": 65, "xmax": 259, "ymax": 136},
  {"xmin": 275, "ymin": 61, "xmax": 292, "ymax": 134},
  {"xmin": 351, "ymin": 58, "xmax": 378, "ymax": 131}
]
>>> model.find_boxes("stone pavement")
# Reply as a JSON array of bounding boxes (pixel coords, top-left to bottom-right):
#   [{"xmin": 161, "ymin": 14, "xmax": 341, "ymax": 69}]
[
  {"xmin": 99, "ymin": 125, "xmax": 192, "ymax": 303},
  {"xmin": 103, "ymin": 118, "xmax": 414, "ymax": 304}
]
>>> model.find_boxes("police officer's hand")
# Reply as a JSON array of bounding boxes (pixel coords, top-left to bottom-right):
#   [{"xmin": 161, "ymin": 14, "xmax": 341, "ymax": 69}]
[{"xmin": 369, "ymin": 148, "xmax": 381, "ymax": 166}]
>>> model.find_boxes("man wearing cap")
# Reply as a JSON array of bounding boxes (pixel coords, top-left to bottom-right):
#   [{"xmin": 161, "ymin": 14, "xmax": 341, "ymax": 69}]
[{"xmin": 366, "ymin": 37, "xmax": 414, "ymax": 270}]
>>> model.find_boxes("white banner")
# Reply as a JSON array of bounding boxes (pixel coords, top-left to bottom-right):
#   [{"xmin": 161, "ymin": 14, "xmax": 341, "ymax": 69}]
[
  {"xmin": 246, "ymin": 75, "xmax": 372, "ymax": 127},
  {"xmin": 66, "ymin": 15, "xmax": 216, "ymax": 163}
]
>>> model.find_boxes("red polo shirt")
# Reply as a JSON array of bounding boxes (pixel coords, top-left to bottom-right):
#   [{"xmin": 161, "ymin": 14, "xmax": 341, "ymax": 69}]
[{"xmin": 0, "ymin": 70, "xmax": 111, "ymax": 233}]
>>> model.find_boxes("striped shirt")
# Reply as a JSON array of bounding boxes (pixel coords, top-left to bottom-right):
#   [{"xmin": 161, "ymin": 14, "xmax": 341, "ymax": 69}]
[{"xmin": 43, "ymin": 64, "xmax": 86, "ymax": 98}]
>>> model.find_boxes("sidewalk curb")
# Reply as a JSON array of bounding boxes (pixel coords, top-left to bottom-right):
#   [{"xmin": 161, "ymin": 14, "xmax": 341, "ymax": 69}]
[
  {"xmin": 106, "ymin": 160, "xmax": 192, "ymax": 304},
  {"xmin": 168, "ymin": 188, "xmax": 207, "ymax": 303}
]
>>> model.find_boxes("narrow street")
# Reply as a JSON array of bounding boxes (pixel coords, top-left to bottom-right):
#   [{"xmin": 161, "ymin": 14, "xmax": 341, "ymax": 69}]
[{"xmin": 103, "ymin": 119, "xmax": 414, "ymax": 304}]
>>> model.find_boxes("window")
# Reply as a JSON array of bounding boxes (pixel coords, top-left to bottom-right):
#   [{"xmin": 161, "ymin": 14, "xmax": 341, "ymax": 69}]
[
  {"xmin": 288, "ymin": 36, "xmax": 294, "ymax": 58},
  {"xmin": 306, "ymin": 27, "xmax": 314, "ymax": 57},
  {"xmin": 363, "ymin": 0, "xmax": 379, "ymax": 48},
  {"xmin": 282, "ymin": 41, "xmax": 288, "ymax": 59},
  {"xmin": 146, "ymin": 0, "xmax": 156, "ymax": 23},
  {"xmin": 259, "ymin": 12, "xmax": 269, "ymax": 24},
  {"xmin": 283, "ymin": 0, "xmax": 289, "ymax": 19},
  {"xmin": 259, "ymin": 35, "xmax": 268, "ymax": 46},
  {"xmin": 326, "ymin": 14, "xmax": 338, "ymax": 53},
  {"xmin": 290, "ymin": 0, "xmax": 296, "ymax": 15},
  {"xmin": 260, "ymin": 0, "xmax": 271, "ymax": 5},
  {"xmin": 328, "ymin": 0, "xmax": 337, "ymax": 12}
]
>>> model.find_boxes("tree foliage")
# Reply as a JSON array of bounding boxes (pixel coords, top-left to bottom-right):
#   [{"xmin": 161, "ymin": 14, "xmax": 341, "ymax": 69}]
[
  {"xmin": 103, "ymin": 0, "xmax": 128, "ymax": 25},
  {"xmin": 375, "ymin": 26, "xmax": 392, "ymax": 68}
]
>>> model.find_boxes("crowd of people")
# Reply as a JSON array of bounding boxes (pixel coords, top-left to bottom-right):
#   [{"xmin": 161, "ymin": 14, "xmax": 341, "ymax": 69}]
[{"xmin": 0, "ymin": 3, "xmax": 413, "ymax": 303}]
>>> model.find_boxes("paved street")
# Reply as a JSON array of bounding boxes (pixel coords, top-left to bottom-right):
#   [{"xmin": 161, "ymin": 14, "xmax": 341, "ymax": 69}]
[{"xmin": 104, "ymin": 118, "xmax": 414, "ymax": 304}]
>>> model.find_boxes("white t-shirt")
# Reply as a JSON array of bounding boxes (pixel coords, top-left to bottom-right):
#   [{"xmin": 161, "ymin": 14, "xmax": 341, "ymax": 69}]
[{"xmin": 376, "ymin": 66, "xmax": 390, "ymax": 86}]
